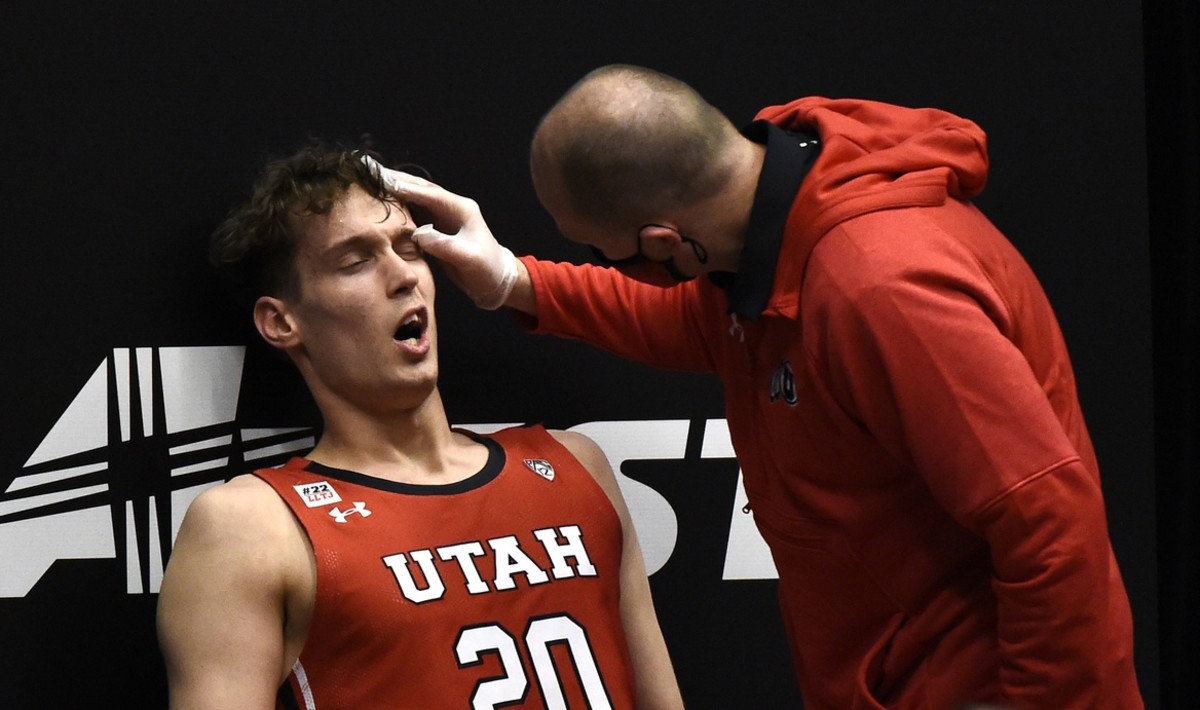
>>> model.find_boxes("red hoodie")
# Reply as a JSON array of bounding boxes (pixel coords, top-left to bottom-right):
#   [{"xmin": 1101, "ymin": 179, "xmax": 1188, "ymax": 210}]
[{"xmin": 521, "ymin": 97, "xmax": 1142, "ymax": 709}]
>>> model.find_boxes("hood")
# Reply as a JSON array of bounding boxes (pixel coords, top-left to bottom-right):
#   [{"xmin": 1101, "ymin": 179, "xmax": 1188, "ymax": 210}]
[{"xmin": 754, "ymin": 97, "xmax": 989, "ymax": 312}]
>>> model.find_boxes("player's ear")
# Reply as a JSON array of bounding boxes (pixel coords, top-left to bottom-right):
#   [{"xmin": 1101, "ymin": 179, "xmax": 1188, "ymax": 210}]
[{"xmin": 253, "ymin": 296, "xmax": 300, "ymax": 350}]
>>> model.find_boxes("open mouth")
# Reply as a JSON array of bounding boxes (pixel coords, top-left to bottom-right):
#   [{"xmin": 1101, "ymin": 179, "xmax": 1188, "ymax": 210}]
[{"xmin": 394, "ymin": 309, "xmax": 427, "ymax": 344}]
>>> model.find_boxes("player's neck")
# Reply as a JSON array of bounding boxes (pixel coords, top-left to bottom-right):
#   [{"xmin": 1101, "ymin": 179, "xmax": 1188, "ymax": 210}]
[{"xmin": 307, "ymin": 393, "xmax": 488, "ymax": 485}]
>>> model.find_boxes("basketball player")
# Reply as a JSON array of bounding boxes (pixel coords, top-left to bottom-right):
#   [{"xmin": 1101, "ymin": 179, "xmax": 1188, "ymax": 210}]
[{"xmin": 156, "ymin": 143, "xmax": 683, "ymax": 709}]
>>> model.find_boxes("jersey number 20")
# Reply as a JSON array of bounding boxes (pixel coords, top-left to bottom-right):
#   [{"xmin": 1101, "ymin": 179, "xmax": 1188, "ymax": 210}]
[{"xmin": 455, "ymin": 613, "xmax": 613, "ymax": 709}]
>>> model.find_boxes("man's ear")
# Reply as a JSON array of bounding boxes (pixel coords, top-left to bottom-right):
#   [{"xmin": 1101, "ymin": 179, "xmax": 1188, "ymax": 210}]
[
  {"xmin": 637, "ymin": 223, "xmax": 682, "ymax": 251},
  {"xmin": 253, "ymin": 296, "xmax": 300, "ymax": 350}
]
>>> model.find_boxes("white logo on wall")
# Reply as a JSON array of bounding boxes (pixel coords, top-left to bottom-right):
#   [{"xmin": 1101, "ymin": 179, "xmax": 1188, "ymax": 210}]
[
  {"xmin": 0, "ymin": 346, "xmax": 316, "ymax": 598},
  {"xmin": 0, "ymin": 347, "xmax": 776, "ymax": 599}
]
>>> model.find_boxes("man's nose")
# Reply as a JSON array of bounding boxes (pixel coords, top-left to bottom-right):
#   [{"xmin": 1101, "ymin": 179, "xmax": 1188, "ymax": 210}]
[{"xmin": 384, "ymin": 251, "xmax": 420, "ymax": 293}]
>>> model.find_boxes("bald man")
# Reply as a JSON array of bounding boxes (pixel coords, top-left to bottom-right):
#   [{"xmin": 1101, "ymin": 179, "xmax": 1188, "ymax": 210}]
[{"xmin": 381, "ymin": 64, "xmax": 1143, "ymax": 710}]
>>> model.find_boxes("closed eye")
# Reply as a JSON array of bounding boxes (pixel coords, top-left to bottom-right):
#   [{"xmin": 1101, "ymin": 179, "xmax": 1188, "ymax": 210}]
[
  {"xmin": 339, "ymin": 253, "xmax": 373, "ymax": 271},
  {"xmin": 393, "ymin": 234, "xmax": 423, "ymax": 261}
]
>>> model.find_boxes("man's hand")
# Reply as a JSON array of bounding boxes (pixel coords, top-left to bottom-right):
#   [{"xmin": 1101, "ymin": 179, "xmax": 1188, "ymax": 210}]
[{"xmin": 362, "ymin": 156, "xmax": 518, "ymax": 309}]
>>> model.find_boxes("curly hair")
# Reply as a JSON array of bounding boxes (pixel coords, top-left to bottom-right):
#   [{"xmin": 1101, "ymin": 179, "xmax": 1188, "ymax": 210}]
[{"xmin": 209, "ymin": 140, "xmax": 399, "ymax": 305}]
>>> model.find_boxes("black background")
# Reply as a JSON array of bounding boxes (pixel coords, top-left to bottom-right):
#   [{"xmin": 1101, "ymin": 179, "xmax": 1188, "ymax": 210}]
[{"xmin": 0, "ymin": 1, "xmax": 1171, "ymax": 707}]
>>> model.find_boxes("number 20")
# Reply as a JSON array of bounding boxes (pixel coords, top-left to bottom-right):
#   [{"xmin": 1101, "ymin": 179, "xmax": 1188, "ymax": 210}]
[{"xmin": 454, "ymin": 614, "xmax": 613, "ymax": 710}]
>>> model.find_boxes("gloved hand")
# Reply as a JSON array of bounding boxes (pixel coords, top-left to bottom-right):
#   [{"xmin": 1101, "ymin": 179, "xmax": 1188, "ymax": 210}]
[{"xmin": 362, "ymin": 155, "xmax": 519, "ymax": 310}]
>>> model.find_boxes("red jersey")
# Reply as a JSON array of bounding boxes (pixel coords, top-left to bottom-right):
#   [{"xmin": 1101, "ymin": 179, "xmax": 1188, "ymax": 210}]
[{"xmin": 255, "ymin": 425, "xmax": 636, "ymax": 709}]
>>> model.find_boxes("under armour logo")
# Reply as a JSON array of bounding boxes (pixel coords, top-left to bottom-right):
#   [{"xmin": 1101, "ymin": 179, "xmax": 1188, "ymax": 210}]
[
  {"xmin": 524, "ymin": 459, "xmax": 555, "ymax": 481},
  {"xmin": 769, "ymin": 361, "xmax": 798, "ymax": 405},
  {"xmin": 329, "ymin": 501, "xmax": 371, "ymax": 523}
]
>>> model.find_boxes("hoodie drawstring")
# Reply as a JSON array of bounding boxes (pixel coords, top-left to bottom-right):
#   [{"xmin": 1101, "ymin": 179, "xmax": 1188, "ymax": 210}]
[{"xmin": 729, "ymin": 313, "xmax": 745, "ymax": 342}]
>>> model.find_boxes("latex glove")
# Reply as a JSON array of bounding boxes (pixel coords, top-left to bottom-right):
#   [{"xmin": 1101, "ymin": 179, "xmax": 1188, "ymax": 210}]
[{"xmin": 362, "ymin": 155, "xmax": 518, "ymax": 309}]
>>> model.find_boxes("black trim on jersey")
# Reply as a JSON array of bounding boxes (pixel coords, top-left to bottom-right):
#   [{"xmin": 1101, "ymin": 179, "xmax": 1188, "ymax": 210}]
[{"xmin": 301, "ymin": 431, "xmax": 506, "ymax": 496}]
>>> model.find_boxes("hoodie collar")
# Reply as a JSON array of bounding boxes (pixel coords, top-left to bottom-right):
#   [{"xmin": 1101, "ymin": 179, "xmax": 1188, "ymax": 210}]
[{"xmin": 715, "ymin": 121, "xmax": 821, "ymax": 321}]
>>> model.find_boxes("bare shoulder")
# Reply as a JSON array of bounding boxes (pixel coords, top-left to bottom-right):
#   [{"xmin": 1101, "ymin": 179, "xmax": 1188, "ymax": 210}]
[
  {"xmin": 547, "ymin": 429, "xmax": 612, "ymax": 478},
  {"xmin": 177, "ymin": 474, "xmax": 294, "ymax": 545},
  {"xmin": 159, "ymin": 472, "xmax": 310, "ymax": 640},
  {"xmin": 546, "ymin": 429, "xmax": 625, "ymax": 502},
  {"xmin": 188, "ymin": 473, "xmax": 280, "ymax": 514},
  {"xmin": 159, "ymin": 474, "xmax": 312, "ymax": 704},
  {"xmin": 164, "ymin": 473, "xmax": 309, "ymax": 587}
]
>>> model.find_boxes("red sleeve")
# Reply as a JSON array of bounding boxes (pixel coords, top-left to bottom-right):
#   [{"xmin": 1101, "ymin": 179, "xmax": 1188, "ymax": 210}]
[
  {"xmin": 809, "ymin": 220, "xmax": 1135, "ymax": 708},
  {"xmin": 520, "ymin": 256, "xmax": 716, "ymax": 373}
]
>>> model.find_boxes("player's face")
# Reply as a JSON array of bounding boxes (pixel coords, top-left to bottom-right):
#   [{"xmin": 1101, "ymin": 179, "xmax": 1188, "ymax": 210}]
[{"xmin": 286, "ymin": 185, "xmax": 438, "ymax": 410}]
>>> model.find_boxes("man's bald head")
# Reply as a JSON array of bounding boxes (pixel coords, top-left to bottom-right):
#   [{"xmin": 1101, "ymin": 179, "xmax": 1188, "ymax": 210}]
[{"xmin": 531, "ymin": 65, "xmax": 740, "ymax": 226}]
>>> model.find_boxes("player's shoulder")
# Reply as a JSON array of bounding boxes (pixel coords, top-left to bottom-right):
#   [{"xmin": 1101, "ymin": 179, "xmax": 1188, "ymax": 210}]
[
  {"xmin": 542, "ymin": 430, "xmax": 633, "ymax": 525},
  {"xmin": 544, "ymin": 429, "xmax": 617, "ymax": 485},
  {"xmin": 545, "ymin": 429, "xmax": 604, "ymax": 464},
  {"xmin": 160, "ymin": 473, "xmax": 311, "ymax": 634},
  {"xmin": 188, "ymin": 473, "xmax": 281, "ymax": 513},
  {"xmin": 177, "ymin": 474, "xmax": 294, "ymax": 547}
]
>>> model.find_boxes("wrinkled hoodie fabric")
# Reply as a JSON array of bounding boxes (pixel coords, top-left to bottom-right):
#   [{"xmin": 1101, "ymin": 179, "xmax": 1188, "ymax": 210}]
[{"xmin": 519, "ymin": 97, "xmax": 1142, "ymax": 709}]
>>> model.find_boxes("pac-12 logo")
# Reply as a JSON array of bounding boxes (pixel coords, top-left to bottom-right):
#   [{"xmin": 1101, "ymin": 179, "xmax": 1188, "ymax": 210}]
[{"xmin": 523, "ymin": 459, "xmax": 555, "ymax": 481}]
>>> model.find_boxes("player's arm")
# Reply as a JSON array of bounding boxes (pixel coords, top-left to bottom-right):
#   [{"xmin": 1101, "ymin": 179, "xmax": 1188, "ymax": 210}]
[
  {"xmin": 551, "ymin": 430, "xmax": 686, "ymax": 710},
  {"xmin": 157, "ymin": 476, "xmax": 308, "ymax": 709}
]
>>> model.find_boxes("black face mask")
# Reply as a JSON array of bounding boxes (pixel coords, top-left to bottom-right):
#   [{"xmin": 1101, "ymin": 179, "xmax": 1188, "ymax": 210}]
[{"xmin": 589, "ymin": 224, "xmax": 709, "ymax": 286}]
